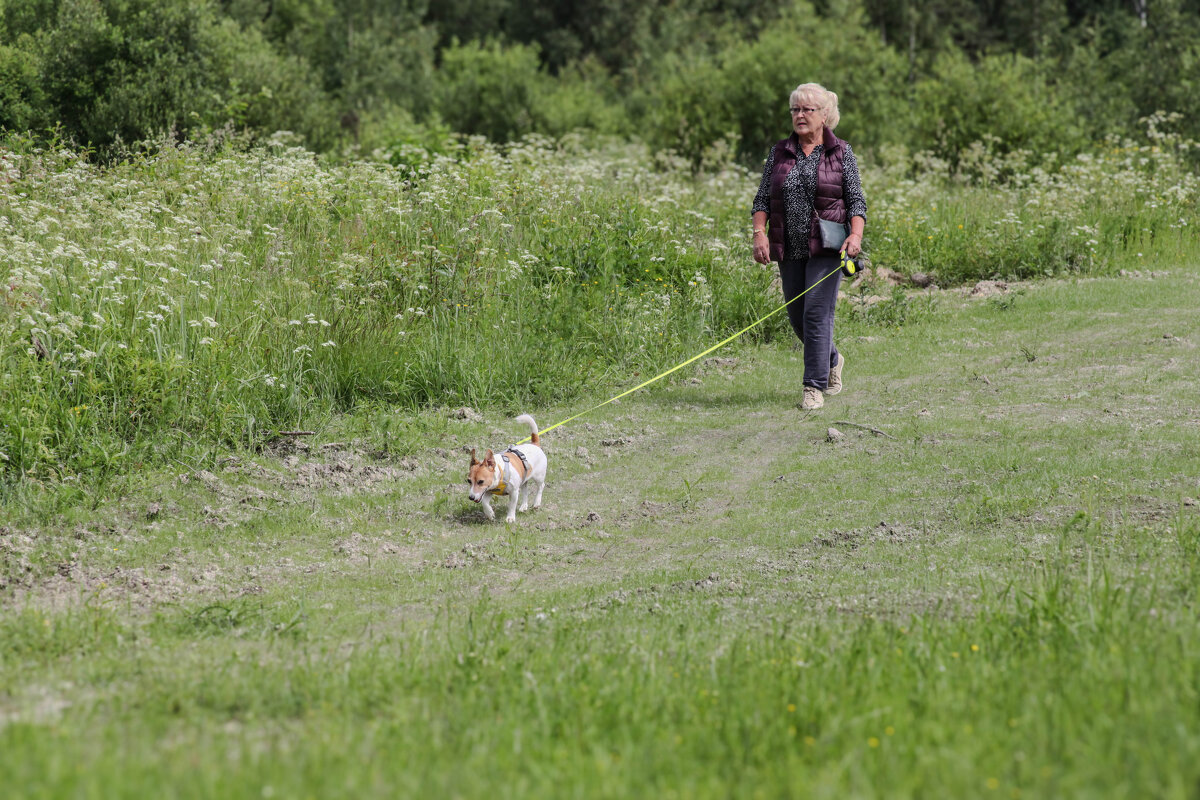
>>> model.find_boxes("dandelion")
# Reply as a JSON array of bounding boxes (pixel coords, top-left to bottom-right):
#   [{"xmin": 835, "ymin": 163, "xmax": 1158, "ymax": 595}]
[
  {"xmin": 868, "ymin": 737, "xmax": 880, "ymax": 748},
  {"xmin": 986, "ymin": 778, "xmax": 999, "ymax": 790}
]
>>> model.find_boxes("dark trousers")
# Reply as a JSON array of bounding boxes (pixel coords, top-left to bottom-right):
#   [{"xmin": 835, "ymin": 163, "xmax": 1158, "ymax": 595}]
[{"xmin": 779, "ymin": 255, "xmax": 842, "ymax": 390}]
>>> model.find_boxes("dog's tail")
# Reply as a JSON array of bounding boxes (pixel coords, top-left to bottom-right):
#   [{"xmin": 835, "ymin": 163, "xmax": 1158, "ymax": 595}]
[{"xmin": 515, "ymin": 414, "xmax": 539, "ymax": 446}]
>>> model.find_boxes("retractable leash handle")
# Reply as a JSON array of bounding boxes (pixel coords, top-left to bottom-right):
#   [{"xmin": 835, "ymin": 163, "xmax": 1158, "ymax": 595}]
[{"xmin": 839, "ymin": 249, "xmax": 857, "ymax": 277}]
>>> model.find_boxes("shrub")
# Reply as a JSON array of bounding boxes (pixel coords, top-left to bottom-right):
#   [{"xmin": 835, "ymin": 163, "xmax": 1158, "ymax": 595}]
[
  {"xmin": 0, "ymin": 40, "xmax": 47, "ymax": 132},
  {"xmin": 434, "ymin": 40, "xmax": 550, "ymax": 143},
  {"xmin": 911, "ymin": 51, "xmax": 1087, "ymax": 168},
  {"xmin": 636, "ymin": 2, "xmax": 909, "ymax": 164}
]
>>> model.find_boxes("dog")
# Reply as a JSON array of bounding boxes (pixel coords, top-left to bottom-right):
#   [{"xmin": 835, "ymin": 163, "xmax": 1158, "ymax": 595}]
[{"xmin": 467, "ymin": 415, "xmax": 547, "ymax": 523}]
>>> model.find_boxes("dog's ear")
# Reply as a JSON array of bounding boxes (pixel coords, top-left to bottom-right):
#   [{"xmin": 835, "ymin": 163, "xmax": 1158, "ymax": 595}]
[
  {"xmin": 469, "ymin": 448, "xmax": 479, "ymax": 466},
  {"xmin": 483, "ymin": 449, "xmax": 495, "ymax": 467}
]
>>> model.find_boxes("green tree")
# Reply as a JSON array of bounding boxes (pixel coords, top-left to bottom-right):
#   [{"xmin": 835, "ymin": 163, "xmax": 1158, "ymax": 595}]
[
  {"xmin": 435, "ymin": 39, "xmax": 549, "ymax": 142},
  {"xmin": 639, "ymin": 2, "xmax": 909, "ymax": 162},
  {"xmin": 0, "ymin": 39, "xmax": 46, "ymax": 132},
  {"xmin": 911, "ymin": 49, "xmax": 1086, "ymax": 166}
]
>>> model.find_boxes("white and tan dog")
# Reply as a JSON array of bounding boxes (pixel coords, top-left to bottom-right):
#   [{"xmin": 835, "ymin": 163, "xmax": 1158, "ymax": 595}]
[{"xmin": 467, "ymin": 415, "xmax": 547, "ymax": 523}]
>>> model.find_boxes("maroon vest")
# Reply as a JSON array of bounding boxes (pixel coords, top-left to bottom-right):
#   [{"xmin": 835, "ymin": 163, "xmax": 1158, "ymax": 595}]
[{"xmin": 767, "ymin": 126, "xmax": 847, "ymax": 261}]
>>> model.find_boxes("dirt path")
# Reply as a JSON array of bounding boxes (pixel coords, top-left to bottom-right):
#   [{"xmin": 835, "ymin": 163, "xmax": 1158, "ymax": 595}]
[{"xmin": 4, "ymin": 271, "xmax": 1199, "ymax": 622}]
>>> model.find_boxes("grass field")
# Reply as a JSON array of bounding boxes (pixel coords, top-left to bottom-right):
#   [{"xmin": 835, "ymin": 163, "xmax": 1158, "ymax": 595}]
[
  {"xmin": 3, "ymin": 257, "xmax": 1199, "ymax": 797},
  {"xmin": 2, "ymin": 125, "xmax": 1195, "ymax": 487}
]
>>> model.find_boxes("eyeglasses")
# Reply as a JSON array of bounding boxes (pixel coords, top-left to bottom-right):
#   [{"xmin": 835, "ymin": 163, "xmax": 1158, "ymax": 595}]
[{"xmin": 789, "ymin": 106, "xmax": 820, "ymax": 116}]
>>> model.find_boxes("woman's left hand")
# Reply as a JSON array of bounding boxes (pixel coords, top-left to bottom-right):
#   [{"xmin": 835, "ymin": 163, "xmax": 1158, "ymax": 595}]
[{"xmin": 843, "ymin": 233, "xmax": 863, "ymax": 258}]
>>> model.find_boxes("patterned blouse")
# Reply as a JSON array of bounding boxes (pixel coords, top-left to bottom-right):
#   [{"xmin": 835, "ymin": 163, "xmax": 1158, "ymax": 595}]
[{"xmin": 751, "ymin": 142, "xmax": 868, "ymax": 261}]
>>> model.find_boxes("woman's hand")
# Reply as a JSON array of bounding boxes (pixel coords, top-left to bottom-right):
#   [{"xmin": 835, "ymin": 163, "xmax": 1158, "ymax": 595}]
[
  {"xmin": 752, "ymin": 230, "xmax": 770, "ymax": 264},
  {"xmin": 842, "ymin": 232, "xmax": 863, "ymax": 258}
]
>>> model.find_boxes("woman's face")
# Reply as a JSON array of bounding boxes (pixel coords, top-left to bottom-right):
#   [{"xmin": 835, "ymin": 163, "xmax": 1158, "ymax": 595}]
[{"xmin": 790, "ymin": 98, "xmax": 824, "ymax": 137}]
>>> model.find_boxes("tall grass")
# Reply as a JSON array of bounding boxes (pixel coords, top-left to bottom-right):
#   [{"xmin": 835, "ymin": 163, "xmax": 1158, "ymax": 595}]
[
  {"xmin": 1, "ymin": 120, "xmax": 1196, "ymax": 485},
  {"xmin": 868, "ymin": 113, "xmax": 1199, "ymax": 283}
]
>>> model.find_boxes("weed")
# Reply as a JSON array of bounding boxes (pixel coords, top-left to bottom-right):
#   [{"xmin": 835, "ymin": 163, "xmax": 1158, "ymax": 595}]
[{"xmin": 844, "ymin": 285, "xmax": 939, "ymax": 328}]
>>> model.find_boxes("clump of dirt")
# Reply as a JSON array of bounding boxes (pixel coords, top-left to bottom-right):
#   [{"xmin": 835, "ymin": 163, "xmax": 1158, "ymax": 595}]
[
  {"xmin": 584, "ymin": 585, "xmax": 658, "ymax": 611},
  {"xmin": 967, "ymin": 280, "xmax": 1009, "ymax": 298},
  {"xmin": 332, "ymin": 533, "xmax": 403, "ymax": 565},
  {"xmin": 224, "ymin": 444, "xmax": 417, "ymax": 498},
  {"xmin": 809, "ymin": 521, "xmax": 920, "ymax": 550},
  {"xmin": 701, "ymin": 357, "xmax": 740, "ymax": 371},
  {"xmin": 812, "ymin": 529, "xmax": 863, "ymax": 550},
  {"xmin": 6, "ymin": 561, "xmax": 225, "ymax": 613},
  {"xmin": 440, "ymin": 540, "xmax": 500, "ymax": 568},
  {"xmin": 872, "ymin": 520, "xmax": 919, "ymax": 543}
]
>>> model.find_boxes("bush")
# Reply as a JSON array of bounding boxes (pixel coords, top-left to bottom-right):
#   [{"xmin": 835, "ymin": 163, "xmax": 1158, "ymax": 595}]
[
  {"xmin": 11, "ymin": 0, "xmax": 335, "ymax": 154},
  {"xmin": 637, "ymin": 2, "xmax": 910, "ymax": 164},
  {"xmin": 0, "ymin": 40, "xmax": 47, "ymax": 132},
  {"xmin": 537, "ymin": 57, "xmax": 631, "ymax": 138},
  {"xmin": 434, "ymin": 40, "xmax": 551, "ymax": 143},
  {"xmin": 911, "ymin": 51, "xmax": 1087, "ymax": 168}
]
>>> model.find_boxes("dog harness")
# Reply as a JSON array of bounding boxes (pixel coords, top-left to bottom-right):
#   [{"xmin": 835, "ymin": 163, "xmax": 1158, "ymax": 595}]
[{"xmin": 487, "ymin": 447, "xmax": 530, "ymax": 496}]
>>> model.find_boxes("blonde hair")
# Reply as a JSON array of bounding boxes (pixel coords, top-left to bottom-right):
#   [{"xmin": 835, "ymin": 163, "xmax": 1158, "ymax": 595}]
[{"xmin": 790, "ymin": 83, "xmax": 840, "ymax": 130}]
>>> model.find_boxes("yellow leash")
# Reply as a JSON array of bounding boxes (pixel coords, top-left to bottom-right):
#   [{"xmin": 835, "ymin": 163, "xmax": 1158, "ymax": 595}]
[{"xmin": 516, "ymin": 255, "xmax": 853, "ymax": 444}]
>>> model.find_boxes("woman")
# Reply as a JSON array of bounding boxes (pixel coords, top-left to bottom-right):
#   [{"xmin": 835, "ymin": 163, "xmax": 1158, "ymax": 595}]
[{"xmin": 751, "ymin": 83, "xmax": 867, "ymax": 410}]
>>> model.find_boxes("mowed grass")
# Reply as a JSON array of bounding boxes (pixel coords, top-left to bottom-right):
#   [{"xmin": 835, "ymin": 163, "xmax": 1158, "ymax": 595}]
[{"xmin": 2, "ymin": 258, "xmax": 1199, "ymax": 797}]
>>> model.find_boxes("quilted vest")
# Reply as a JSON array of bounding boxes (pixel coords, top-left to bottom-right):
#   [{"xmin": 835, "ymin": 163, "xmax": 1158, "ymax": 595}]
[{"xmin": 767, "ymin": 126, "xmax": 847, "ymax": 261}]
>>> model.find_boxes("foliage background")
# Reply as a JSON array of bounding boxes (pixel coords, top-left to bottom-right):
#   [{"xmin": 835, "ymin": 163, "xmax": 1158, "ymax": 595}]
[{"xmin": 3, "ymin": 0, "xmax": 1200, "ymax": 163}]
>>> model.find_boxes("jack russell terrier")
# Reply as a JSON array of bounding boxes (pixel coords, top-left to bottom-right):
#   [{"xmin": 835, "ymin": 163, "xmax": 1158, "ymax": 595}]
[{"xmin": 467, "ymin": 414, "xmax": 547, "ymax": 523}]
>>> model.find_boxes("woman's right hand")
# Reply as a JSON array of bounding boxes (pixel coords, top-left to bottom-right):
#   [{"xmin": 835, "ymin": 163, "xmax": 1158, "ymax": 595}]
[{"xmin": 752, "ymin": 231, "xmax": 770, "ymax": 264}]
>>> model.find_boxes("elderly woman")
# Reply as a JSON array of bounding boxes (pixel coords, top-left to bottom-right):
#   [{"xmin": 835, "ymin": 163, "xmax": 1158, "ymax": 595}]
[{"xmin": 752, "ymin": 83, "xmax": 867, "ymax": 410}]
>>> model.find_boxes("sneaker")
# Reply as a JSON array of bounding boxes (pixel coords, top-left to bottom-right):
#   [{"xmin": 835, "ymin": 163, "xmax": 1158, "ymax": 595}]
[
  {"xmin": 801, "ymin": 386, "xmax": 824, "ymax": 410},
  {"xmin": 826, "ymin": 353, "xmax": 845, "ymax": 395}
]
